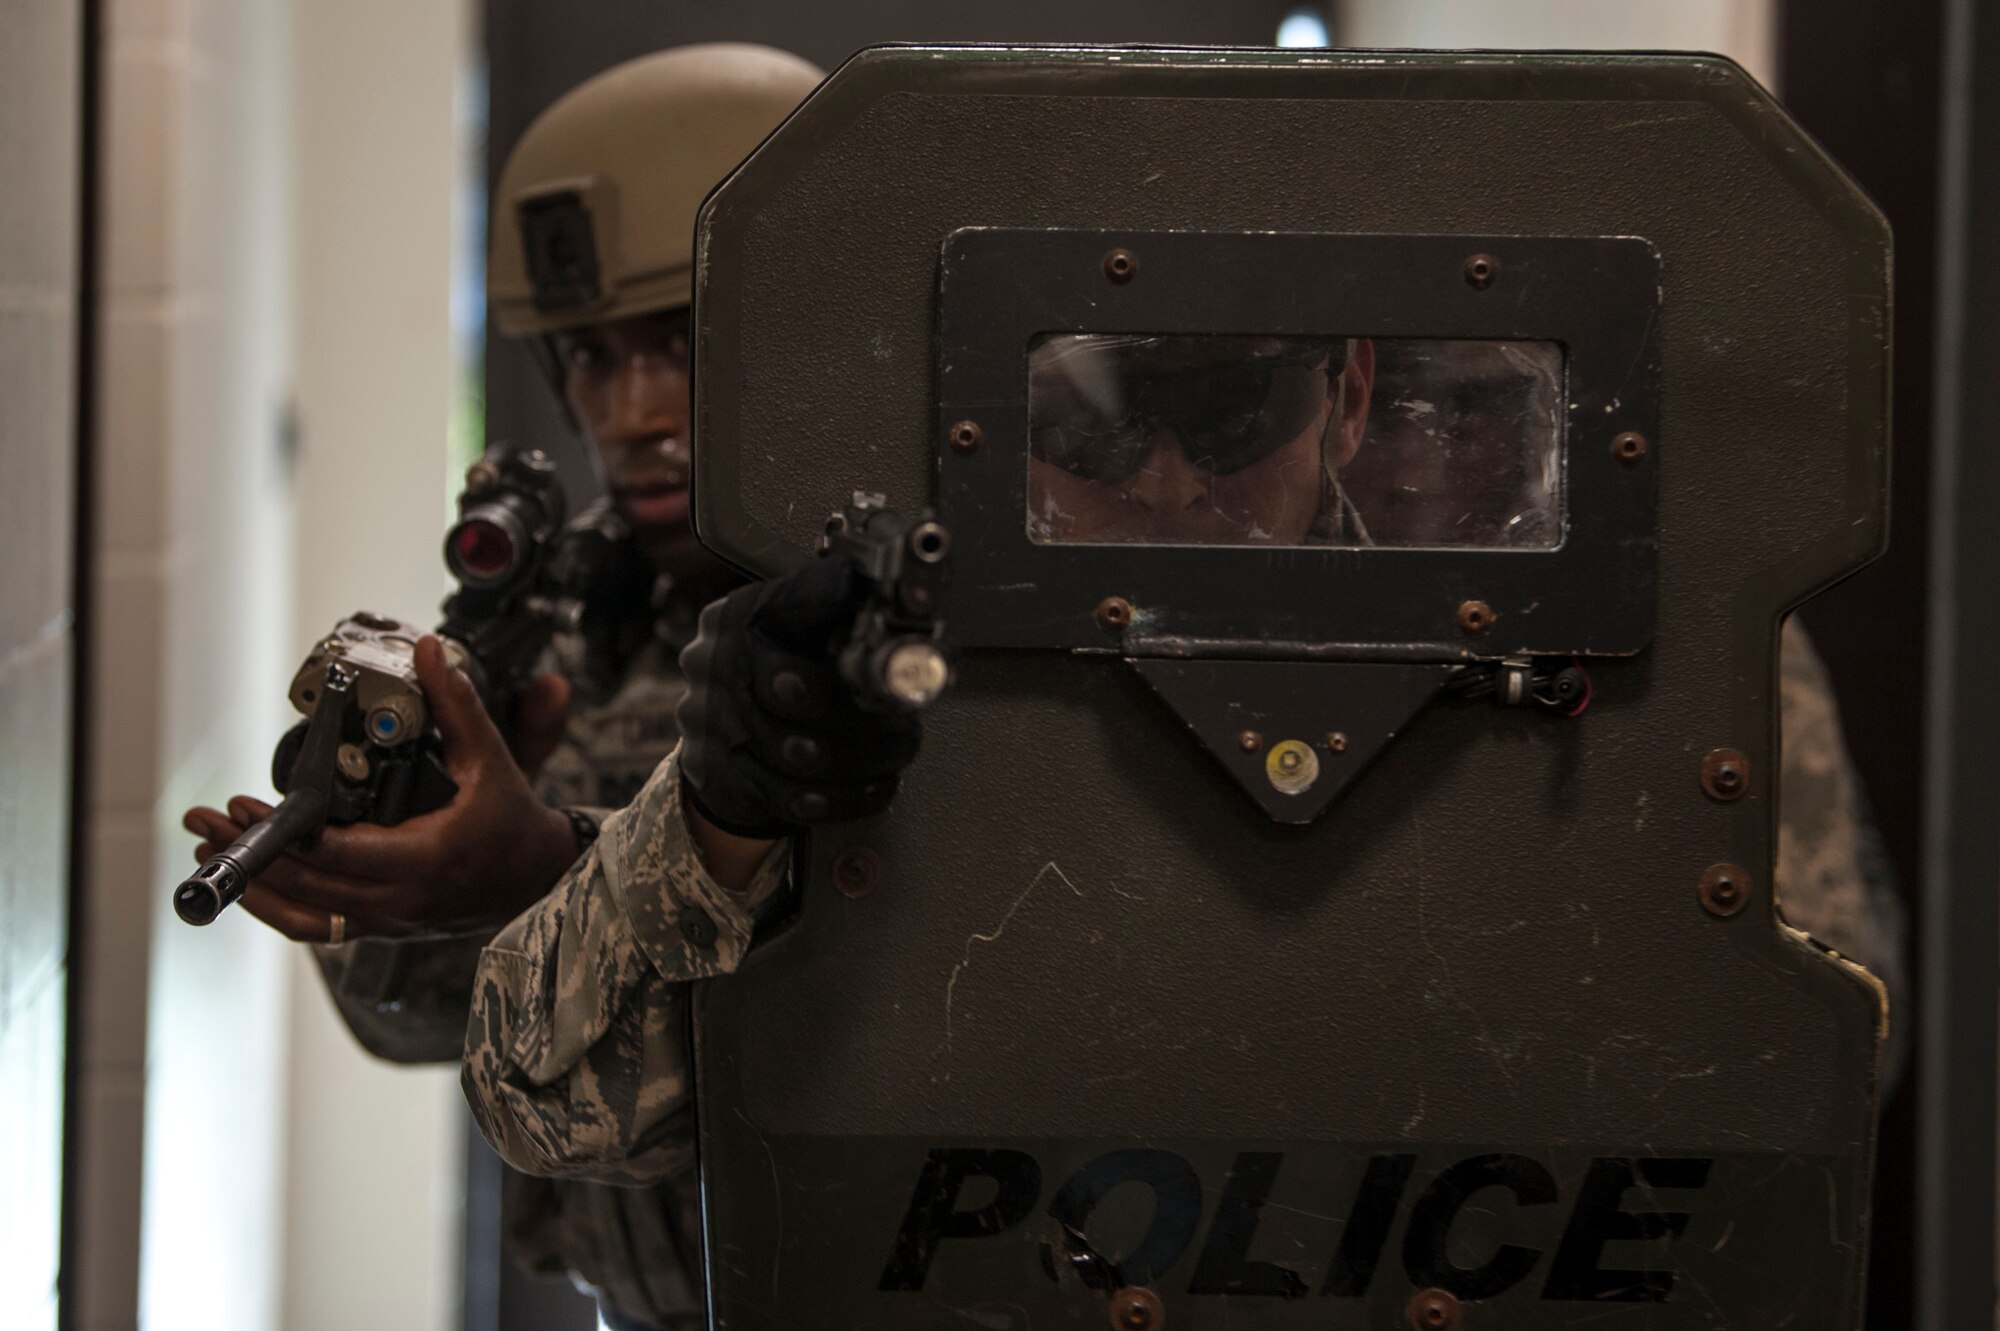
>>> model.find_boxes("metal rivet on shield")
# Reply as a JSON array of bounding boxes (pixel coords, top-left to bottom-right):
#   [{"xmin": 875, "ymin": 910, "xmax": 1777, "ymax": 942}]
[
  {"xmin": 1701, "ymin": 748, "xmax": 1750, "ymax": 801},
  {"xmin": 1407, "ymin": 1287, "xmax": 1462, "ymax": 1331},
  {"xmin": 1238, "ymin": 730, "xmax": 1263, "ymax": 753},
  {"xmin": 1095, "ymin": 596, "xmax": 1135, "ymax": 632},
  {"xmin": 1457, "ymin": 600, "xmax": 1496, "ymax": 635},
  {"xmin": 948, "ymin": 419, "xmax": 982, "ymax": 454},
  {"xmin": 1700, "ymin": 863, "xmax": 1752, "ymax": 918},
  {"xmin": 1108, "ymin": 1286, "xmax": 1163, "ymax": 1330},
  {"xmin": 1103, "ymin": 248, "xmax": 1139, "ymax": 283},
  {"xmin": 1613, "ymin": 431, "xmax": 1649, "ymax": 463},
  {"xmin": 831, "ymin": 846, "xmax": 881, "ymax": 898},
  {"xmin": 1324, "ymin": 731, "xmax": 1349, "ymax": 753},
  {"xmin": 1463, "ymin": 253, "xmax": 1499, "ymax": 289}
]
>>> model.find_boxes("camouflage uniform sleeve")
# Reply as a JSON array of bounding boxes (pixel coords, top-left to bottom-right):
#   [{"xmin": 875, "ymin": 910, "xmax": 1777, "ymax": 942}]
[
  {"xmin": 464, "ymin": 743, "xmax": 787, "ymax": 1184},
  {"xmin": 1775, "ymin": 618, "xmax": 1910, "ymax": 1087}
]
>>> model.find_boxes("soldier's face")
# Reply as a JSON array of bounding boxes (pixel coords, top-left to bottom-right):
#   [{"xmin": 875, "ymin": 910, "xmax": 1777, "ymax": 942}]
[
  {"xmin": 1029, "ymin": 340, "xmax": 1374, "ymax": 546},
  {"xmin": 555, "ymin": 308, "xmax": 716, "ymax": 576}
]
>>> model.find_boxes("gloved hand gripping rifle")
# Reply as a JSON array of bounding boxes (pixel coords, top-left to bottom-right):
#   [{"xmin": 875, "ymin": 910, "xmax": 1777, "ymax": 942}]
[{"xmin": 172, "ymin": 447, "xmax": 608, "ymax": 926}]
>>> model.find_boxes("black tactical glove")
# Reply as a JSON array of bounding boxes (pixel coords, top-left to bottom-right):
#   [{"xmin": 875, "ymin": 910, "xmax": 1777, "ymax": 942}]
[{"xmin": 676, "ymin": 553, "xmax": 922, "ymax": 837}]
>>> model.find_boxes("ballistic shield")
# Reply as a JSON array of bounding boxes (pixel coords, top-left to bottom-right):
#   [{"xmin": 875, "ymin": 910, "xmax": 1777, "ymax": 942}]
[{"xmin": 691, "ymin": 46, "xmax": 1889, "ymax": 1329}]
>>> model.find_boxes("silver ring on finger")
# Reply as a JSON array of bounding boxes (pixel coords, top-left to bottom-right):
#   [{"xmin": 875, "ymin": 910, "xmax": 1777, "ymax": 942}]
[{"xmin": 327, "ymin": 912, "xmax": 347, "ymax": 949}]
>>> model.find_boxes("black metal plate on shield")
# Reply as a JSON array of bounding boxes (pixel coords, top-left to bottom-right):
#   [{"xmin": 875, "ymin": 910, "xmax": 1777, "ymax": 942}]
[
  {"xmin": 936, "ymin": 230, "xmax": 1661, "ymax": 658},
  {"xmin": 1132, "ymin": 660, "xmax": 1450, "ymax": 824}
]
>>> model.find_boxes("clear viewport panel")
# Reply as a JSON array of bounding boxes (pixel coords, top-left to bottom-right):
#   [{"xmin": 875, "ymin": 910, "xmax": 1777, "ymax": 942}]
[{"xmin": 1026, "ymin": 333, "xmax": 1566, "ymax": 549}]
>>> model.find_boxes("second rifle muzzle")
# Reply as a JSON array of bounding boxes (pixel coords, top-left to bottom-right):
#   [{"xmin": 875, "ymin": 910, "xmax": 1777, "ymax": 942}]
[{"xmin": 172, "ymin": 782, "xmax": 329, "ymax": 926}]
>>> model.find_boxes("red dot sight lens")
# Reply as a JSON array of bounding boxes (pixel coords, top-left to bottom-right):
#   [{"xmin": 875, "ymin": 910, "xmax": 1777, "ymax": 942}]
[{"xmin": 451, "ymin": 518, "xmax": 518, "ymax": 581}]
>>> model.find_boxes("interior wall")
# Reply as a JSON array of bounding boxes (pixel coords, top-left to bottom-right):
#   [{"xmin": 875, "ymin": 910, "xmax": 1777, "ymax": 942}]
[
  {"xmin": 1339, "ymin": 0, "xmax": 1775, "ymax": 84},
  {"xmin": 0, "ymin": 2, "xmax": 82, "ymax": 1328},
  {"xmin": 283, "ymin": 2, "xmax": 473, "ymax": 1329},
  {"xmin": 64, "ymin": 2, "xmax": 477, "ymax": 1326},
  {"xmin": 70, "ymin": 0, "xmax": 300, "ymax": 1328}
]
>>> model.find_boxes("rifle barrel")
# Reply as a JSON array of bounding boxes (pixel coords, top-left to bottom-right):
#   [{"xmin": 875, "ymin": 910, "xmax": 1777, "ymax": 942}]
[{"xmin": 171, "ymin": 784, "xmax": 329, "ymax": 926}]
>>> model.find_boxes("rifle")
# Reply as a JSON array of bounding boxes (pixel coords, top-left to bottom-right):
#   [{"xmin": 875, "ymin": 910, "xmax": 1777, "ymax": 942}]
[{"xmin": 173, "ymin": 446, "xmax": 608, "ymax": 926}]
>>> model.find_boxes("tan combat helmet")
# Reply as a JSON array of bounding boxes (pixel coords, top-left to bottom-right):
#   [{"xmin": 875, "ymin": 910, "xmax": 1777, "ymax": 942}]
[{"xmin": 489, "ymin": 43, "xmax": 824, "ymax": 337}]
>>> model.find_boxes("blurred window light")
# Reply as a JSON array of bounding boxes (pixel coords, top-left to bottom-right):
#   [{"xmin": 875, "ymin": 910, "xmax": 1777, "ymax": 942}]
[
  {"xmin": 1277, "ymin": 6, "xmax": 1332, "ymax": 47},
  {"xmin": 449, "ymin": 56, "xmax": 491, "ymax": 489}
]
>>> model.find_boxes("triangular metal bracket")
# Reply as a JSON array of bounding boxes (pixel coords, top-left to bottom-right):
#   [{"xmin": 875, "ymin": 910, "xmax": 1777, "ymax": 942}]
[{"xmin": 1129, "ymin": 659, "xmax": 1451, "ymax": 824}]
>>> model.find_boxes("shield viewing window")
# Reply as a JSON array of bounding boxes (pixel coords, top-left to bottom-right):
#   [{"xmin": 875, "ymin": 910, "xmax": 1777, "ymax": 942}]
[
  {"xmin": 1025, "ymin": 332, "xmax": 1567, "ymax": 551},
  {"xmin": 938, "ymin": 229, "xmax": 1660, "ymax": 657}
]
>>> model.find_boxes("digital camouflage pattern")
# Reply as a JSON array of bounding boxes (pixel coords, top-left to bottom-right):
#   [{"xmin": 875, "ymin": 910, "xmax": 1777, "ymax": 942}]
[
  {"xmin": 459, "ymin": 621, "xmax": 1908, "ymax": 1188},
  {"xmin": 465, "ymin": 742, "xmax": 786, "ymax": 1321},
  {"xmin": 312, "ymin": 624, "xmax": 764, "ymax": 1329},
  {"xmin": 465, "ymin": 745, "xmax": 787, "ymax": 1176},
  {"xmin": 500, "ymin": 1169, "xmax": 707, "ymax": 1330},
  {"xmin": 1775, "ymin": 618, "xmax": 1910, "ymax": 1084},
  {"xmin": 535, "ymin": 634, "xmax": 689, "ymax": 812}
]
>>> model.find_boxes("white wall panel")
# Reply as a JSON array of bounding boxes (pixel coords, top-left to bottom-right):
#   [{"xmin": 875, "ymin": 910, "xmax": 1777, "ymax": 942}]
[
  {"xmin": 75, "ymin": 1, "xmax": 299, "ymax": 1329},
  {"xmin": 0, "ymin": 0, "xmax": 81, "ymax": 1327},
  {"xmin": 1339, "ymin": 0, "xmax": 1777, "ymax": 90},
  {"xmin": 283, "ymin": 2, "xmax": 472, "ymax": 1328}
]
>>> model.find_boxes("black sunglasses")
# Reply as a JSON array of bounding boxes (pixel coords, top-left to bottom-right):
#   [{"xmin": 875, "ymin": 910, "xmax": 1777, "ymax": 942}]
[{"xmin": 1029, "ymin": 336, "xmax": 1348, "ymax": 485}]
